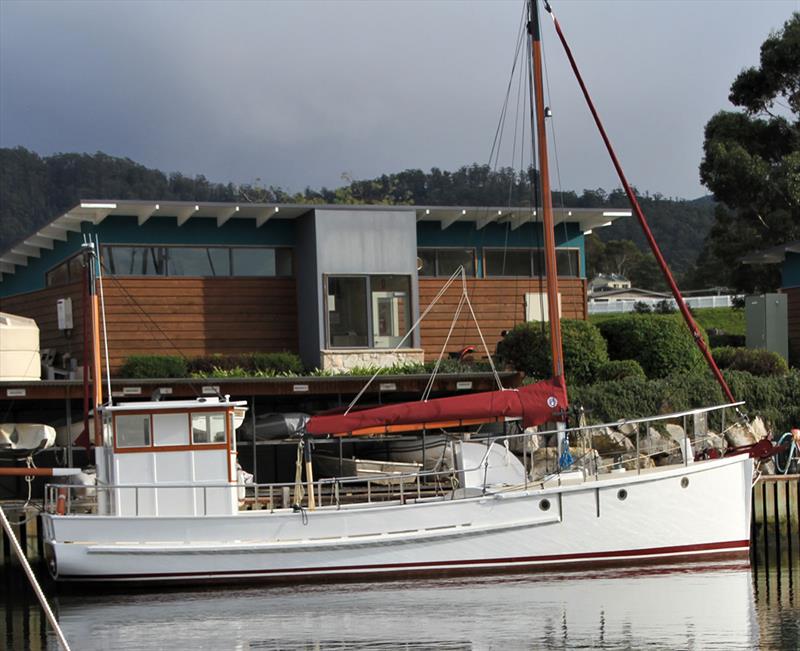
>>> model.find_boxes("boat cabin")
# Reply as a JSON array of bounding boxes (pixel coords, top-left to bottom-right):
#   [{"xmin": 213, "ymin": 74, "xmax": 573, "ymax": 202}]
[{"xmin": 95, "ymin": 397, "xmax": 248, "ymax": 517}]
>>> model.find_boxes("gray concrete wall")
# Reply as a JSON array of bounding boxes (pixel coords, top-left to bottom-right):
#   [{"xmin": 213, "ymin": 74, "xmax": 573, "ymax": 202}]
[
  {"xmin": 294, "ymin": 210, "xmax": 321, "ymax": 370},
  {"xmin": 295, "ymin": 208, "xmax": 419, "ymax": 368}
]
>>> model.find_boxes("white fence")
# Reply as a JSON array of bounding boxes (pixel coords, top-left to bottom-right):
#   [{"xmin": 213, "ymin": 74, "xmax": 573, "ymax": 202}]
[{"xmin": 588, "ymin": 295, "xmax": 740, "ymax": 315}]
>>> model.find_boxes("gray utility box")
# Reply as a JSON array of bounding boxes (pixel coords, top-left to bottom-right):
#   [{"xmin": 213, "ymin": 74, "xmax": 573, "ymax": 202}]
[{"xmin": 745, "ymin": 293, "xmax": 788, "ymax": 360}]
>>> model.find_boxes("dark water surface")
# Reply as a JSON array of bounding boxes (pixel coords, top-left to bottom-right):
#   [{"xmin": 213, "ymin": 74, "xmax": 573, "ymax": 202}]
[{"xmin": 2, "ymin": 558, "xmax": 798, "ymax": 650}]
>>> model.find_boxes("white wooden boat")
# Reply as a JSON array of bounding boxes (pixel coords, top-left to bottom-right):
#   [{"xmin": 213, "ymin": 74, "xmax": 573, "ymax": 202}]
[
  {"xmin": 39, "ymin": 0, "xmax": 760, "ymax": 585},
  {"xmin": 40, "ymin": 396, "xmax": 753, "ymax": 583}
]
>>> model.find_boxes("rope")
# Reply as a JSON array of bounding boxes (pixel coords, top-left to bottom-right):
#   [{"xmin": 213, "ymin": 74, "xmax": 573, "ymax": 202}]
[
  {"xmin": 292, "ymin": 439, "xmax": 305, "ymax": 507},
  {"xmin": 0, "ymin": 506, "xmax": 72, "ymax": 650}
]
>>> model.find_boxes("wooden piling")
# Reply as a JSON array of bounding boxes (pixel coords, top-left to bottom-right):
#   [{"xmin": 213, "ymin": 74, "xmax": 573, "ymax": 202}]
[{"xmin": 751, "ymin": 474, "xmax": 800, "ymax": 561}]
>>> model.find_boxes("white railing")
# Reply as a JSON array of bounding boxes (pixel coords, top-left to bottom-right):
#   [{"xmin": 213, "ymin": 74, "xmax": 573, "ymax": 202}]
[{"xmin": 588, "ymin": 295, "xmax": 740, "ymax": 314}]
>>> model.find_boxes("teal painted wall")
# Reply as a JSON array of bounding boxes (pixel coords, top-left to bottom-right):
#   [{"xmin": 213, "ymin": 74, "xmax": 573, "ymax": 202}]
[
  {"xmin": 416, "ymin": 220, "xmax": 585, "ymax": 277},
  {"xmin": 0, "ymin": 215, "xmax": 297, "ymax": 297},
  {"xmin": 782, "ymin": 252, "xmax": 800, "ymax": 288},
  {"xmin": 1, "ymin": 213, "xmax": 586, "ymax": 297}
]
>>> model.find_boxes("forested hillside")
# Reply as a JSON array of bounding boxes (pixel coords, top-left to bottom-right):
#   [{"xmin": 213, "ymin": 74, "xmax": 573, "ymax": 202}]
[{"xmin": 0, "ymin": 147, "xmax": 715, "ymax": 282}]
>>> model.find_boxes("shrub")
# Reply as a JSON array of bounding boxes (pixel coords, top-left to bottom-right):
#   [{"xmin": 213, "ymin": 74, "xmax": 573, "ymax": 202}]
[
  {"xmin": 596, "ymin": 359, "xmax": 646, "ymax": 382},
  {"xmin": 187, "ymin": 352, "xmax": 303, "ymax": 376},
  {"xmin": 597, "ymin": 314, "xmax": 707, "ymax": 379},
  {"xmin": 497, "ymin": 319, "xmax": 608, "ymax": 385},
  {"xmin": 712, "ymin": 347, "xmax": 788, "ymax": 377},
  {"xmin": 570, "ymin": 369, "xmax": 800, "ymax": 434},
  {"xmin": 708, "ymin": 333, "xmax": 746, "ymax": 348},
  {"xmin": 118, "ymin": 355, "xmax": 188, "ymax": 378}
]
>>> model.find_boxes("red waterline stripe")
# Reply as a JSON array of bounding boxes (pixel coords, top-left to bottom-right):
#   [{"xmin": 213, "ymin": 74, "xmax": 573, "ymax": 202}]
[{"xmin": 59, "ymin": 539, "xmax": 749, "ymax": 581}]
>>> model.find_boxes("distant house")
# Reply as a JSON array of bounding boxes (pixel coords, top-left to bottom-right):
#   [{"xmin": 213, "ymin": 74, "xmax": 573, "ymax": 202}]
[
  {"xmin": 742, "ymin": 240, "xmax": 800, "ymax": 364},
  {"xmin": 588, "ymin": 273, "xmax": 631, "ymax": 293}
]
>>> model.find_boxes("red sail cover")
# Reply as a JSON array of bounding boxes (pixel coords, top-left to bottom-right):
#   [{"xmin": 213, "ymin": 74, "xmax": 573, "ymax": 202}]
[{"xmin": 306, "ymin": 377, "xmax": 568, "ymax": 435}]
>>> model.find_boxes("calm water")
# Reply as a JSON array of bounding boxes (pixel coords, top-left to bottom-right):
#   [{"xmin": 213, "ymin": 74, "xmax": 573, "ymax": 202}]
[{"xmin": 2, "ymin": 558, "xmax": 798, "ymax": 650}]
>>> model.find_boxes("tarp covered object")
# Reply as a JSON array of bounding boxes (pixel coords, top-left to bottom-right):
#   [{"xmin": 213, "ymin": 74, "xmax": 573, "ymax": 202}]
[{"xmin": 306, "ymin": 377, "xmax": 568, "ymax": 435}]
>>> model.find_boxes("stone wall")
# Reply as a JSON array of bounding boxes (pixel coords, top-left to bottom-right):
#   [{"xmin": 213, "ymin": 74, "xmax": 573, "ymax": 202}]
[{"xmin": 320, "ymin": 348, "xmax": 425, "ymax": 373}]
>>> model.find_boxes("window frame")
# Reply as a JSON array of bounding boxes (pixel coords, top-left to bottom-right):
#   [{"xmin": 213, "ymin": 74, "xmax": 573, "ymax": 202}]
[
  {"xmin": 323, "ymin": 273, "xmax": 414, "ymax": 350},
  {"xmin": 482, "ymin": 247, "xmax": 581, "ymax": 279},
  {"xmin": 112, "ymin": 408, "xmax": 230, "ymax": 454},
  {"xmin": 417, "ymin": 247, "xmax": 477, "ymax": 278},
  {"xmin": 100, "ymin": 244, "xmax": 294, "ymax": 278}
]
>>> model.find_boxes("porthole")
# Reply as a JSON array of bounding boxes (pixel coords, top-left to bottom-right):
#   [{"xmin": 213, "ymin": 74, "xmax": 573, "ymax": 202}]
[
  {"xmin": 681, "ymin": 477, "xmax": 689, "ymax": 488},
  {"xmin": 539, "ymin": 499, "xmax": 551, "ymax": 511},
  {"xmin": 617, "ymin": 489, "xmax": 628, "ymax": 501}
]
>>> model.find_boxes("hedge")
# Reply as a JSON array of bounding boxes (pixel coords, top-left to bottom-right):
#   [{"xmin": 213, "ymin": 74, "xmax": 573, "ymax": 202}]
[
  {"xmin": 569, "ymin": 369, "xmax": 800, "ymax": 434},
  {"xmin": 118, "ymin": 352, "xmax": 304, "ymax": 378},
  {"xmin": 118, "ymin": 355, "xmax": 188, "ymax": 379},
  {"xmin": 497, "ymin": 319, "xmax": 608, "ymax": 385},
  {"xmin": 595, "ymin": 359, "xmax": 646, "ymax": 382},
  {"xmin": 597, "ymin": 314, "xmax": 707, "ymax": 379},
  {"xmin": 712, "ymin": 346, "xmax": 788, "ymax": 377}
]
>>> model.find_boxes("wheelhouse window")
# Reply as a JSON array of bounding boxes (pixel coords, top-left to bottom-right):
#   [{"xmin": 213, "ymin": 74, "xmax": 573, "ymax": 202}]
[
  {"xmin": 418, "ymin": 248, "xmax": 475, "ymax": 277},
  {"xmin": 484, "ymin": 248, "xmax": 580, "ymax": 278},
  {"xmin": 191, "ymin": 413, "xmax": 227, "ymax": 444},
  {"xmin": 326, "ymin": 275, "xmax": 411, "ymax": 349},
  {"xmin": 115, "ymin": 414, "xmax": 151, "ymax": 448},
  {"xmin": 102, "ymin": 245, "xmax": 293, "ymax": 277},
  {"xmin": 153, "ymin": 413, "xmax": 190, "ymax": 447}
]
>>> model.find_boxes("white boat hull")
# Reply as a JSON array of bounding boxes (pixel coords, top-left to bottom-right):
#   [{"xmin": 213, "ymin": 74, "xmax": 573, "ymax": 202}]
[{"xmin": 41, "ymin": 455, "xmax": 753, "ymax": 584}]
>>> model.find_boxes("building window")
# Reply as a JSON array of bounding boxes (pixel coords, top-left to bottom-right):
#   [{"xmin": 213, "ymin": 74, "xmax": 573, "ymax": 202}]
[
  {"xmin": 484, "ymin": 248, "xmax": 580, "ymax": 278},
  {"xmin": 327, "ymin": 276, "xmax": 369, "ymax": 347},
  {"xmin": 45, "ymin": 253, "xmax": 84, "ymax": 288},
  {"xmin": 106, "ymin": 246, "xmax": 167, "ymax": 276},
  {"xmin": 418, "ymin": 248, "xmax": 475, "ymax": 277},
  {"xmin": 167, "ymin": 247, "xmax": 230, "ymax": 277},
  {"xmin": 326, "ymin": 275, "xmax": 412, "ymax": 349},
  {"xmin": 102, "ymin": 245, "xmax": 293, "ymax": 277}
]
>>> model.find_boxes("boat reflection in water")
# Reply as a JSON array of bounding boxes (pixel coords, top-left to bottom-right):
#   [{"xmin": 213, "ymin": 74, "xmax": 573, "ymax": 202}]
[{"xmin": 52, "ymin": 562, "xmax": 761, "ymax": 651}]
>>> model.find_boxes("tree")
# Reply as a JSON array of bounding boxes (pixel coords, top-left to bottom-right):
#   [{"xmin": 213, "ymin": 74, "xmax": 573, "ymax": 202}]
[{"xmin": 697, "ymin": 12, "xmax": 800, "ymax": 292}]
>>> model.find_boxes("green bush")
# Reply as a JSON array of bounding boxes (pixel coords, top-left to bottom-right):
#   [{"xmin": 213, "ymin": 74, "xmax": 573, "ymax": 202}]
[
  {"xmin": 712, "ymin": 346, "xmax": 788, "ymax": 377},
  {"xmin": 596, "ymin": 359, "xmax": 646, "ymax": 382},
  {"xmin": 188, "ymin": 352, "xmax": 303, "ymax": 376},
  {"xmin": 497, "ymin": 319, "xmax": 608, "ymax": 385},
  {"xmin": 569, "ymin": 369, "xmax": 800, "ymax": 434},
  {"xmin": 118, "ymin": 355, "xmax": 188, "ymax": 378},
  {"xmin": 597, "ymin": 314, "xmax": 707, "ymax": 379}
]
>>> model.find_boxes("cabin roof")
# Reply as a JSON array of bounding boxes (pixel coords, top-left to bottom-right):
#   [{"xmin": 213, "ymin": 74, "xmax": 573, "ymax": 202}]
[
  {"xmin": 103, "ymin": 398, "xmax": 248, "ymax": 412},
  {"xmin": 0, "ymin": 200, "xmax": 630, "ymax": 275}
]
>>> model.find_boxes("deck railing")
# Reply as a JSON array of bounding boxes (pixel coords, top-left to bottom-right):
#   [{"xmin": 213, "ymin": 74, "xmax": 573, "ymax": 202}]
[{"xmin": 44, "ymin": 402, "xmax": 745, "ymax": 517}]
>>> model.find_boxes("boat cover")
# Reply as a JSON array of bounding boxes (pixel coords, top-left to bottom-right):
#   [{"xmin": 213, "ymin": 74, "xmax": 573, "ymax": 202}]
[{"xmin": 306, "ymin": 377, "xmax": 568, "ymax": 435}]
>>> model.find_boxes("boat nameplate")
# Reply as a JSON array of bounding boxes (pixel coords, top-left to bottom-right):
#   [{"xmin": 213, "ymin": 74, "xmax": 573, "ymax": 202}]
[{"xmin": 6, "ymin": 389, "xmax": 26, "ymax": 397}]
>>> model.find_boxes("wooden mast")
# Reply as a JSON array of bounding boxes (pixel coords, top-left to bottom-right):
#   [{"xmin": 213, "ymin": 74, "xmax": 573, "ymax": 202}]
[
  {"xmin": 528, "ymin": 0, "xmax": 565, "ymax": 383},
  {"xmin": 83, "ymin": 241, "xmax": 104, "ymax": 446}
]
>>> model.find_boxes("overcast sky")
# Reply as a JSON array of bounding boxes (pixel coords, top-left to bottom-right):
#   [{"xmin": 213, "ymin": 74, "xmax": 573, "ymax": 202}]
[{"xmin": 1, "ymin": 0, "xmax": 797, "ymax": 200}]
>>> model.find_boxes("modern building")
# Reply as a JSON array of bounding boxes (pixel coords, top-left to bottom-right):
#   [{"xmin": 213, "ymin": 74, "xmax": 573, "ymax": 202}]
[{"xmin": 0, "ymin": 201, "xmax": 628, "ymax": 374}]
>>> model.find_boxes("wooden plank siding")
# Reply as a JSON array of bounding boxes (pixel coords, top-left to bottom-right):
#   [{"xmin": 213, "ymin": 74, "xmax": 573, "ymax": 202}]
[
  {"xmin": 785, "ymin": 287, "xmax": 800, "ymax": 366},
  {"xmin": 418, "ymin": 277, "xmax": 587, "ymax": 361},
  {"xmin": 1, "ymin": 278, "xmax": 299, "ymax": 375}
]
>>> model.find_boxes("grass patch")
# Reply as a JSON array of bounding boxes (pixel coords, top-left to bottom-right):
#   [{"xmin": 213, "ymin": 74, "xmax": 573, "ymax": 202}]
[{"xmin": 590, "ymin": 307, "xmax": 744, "ymax": 335}]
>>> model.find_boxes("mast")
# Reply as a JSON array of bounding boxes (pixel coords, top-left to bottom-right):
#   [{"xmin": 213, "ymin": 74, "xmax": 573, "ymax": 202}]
[
  {"xmin": 528, "ymin": 0, "xmax": 565, "ymax": 384},
  {"xmin": 82, "ymin": 240, "xmax": 104, "ymax": 446}
]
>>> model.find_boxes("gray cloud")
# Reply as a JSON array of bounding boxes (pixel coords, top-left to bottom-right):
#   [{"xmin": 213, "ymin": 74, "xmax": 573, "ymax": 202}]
[{"xmin": 1, "ymin": 0, "xmax": 796, "ymax": 199}]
